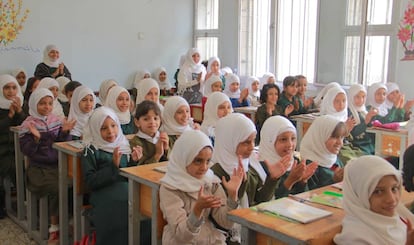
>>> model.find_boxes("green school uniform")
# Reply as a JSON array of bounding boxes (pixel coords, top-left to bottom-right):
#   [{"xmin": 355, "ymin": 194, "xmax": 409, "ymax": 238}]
[
  {"xmin": 347, "ymin": 109, "xmax": 375, "ymax": 155},
  {"xmin": 307, "ymin": 159, "xmax": 343, "ymax": 190},
  {"xmin": 129, "ymin": 135, "xmax": 168, "ymax": 165},
  {"xmin": 120, "ymin": 115, "xmax": 137, "ymax": 135},
  {"xmin": 366, "ymin": 105, "xmax": 405, "ymax": 124}
]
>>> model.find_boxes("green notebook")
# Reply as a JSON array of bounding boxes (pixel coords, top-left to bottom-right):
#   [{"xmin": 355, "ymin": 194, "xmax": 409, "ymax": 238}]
[{"xmin": 309, "ymin": 191, "xmax": 343, "ymax": 209}]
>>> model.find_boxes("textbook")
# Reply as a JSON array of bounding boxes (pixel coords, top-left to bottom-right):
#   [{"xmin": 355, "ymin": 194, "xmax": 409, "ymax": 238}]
[
  {"xmin": 309, "ymin": 191, "xmax": 343, "ymax": 209},
  {"xmin": 256, "ymin": 197, "xmax": 332, "ymax": 224}
]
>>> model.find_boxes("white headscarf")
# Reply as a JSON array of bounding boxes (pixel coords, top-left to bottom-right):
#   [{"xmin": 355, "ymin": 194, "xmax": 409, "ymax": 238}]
[
  {"xmin": 68, "ymin": 85, "xmax": 96, "ymax": 137},
  {"xmin": 37, "ymin": 77, "xmax": 64, "ymax": 119},
  {"xmin": 42, "ymin": 44, "xmax": 60, "ymax": 68},
  {"xmin": 135, "ymin": 78, "xmax": 160, "ymax": 105},
  {"xmin": 334, "ymin": 155, "xmax": 414, "ymax": 245},
  {"xmin": 0, "ymin": 74, "xmax": 23, "ymax": 110},
  {"xmin": 367, "ymin": 82, "xmax": 388, "ymax": 117},
  {"xmin": 28, "ymin": 88, "xmax": 54, "ymax": 121},
  {"xmin": 212, "ymin": 113, "xmax": 256, "ymax": 176},
  {"xmin": 201, "ymin": 92, "xmax": 233, "ymax": 137},
  {"xmin": 133, "ymin": 69, "xmax": 151, "ymax": 89},
  {"xmin": 154, "ymin": 67, "xmax": 171, "ymax": 90},
  {"xmin": 259, "ymin": 116, "xmax": 296, "ymax": 171},
  {"xmin": 245, "ymin": 76, "xmax": 260, "ymax": 98},
  {"xmin": 348, "ymin": 84, "xmax": 368, "ymax": 125},
  {"xmin": 178, "ymin": 48, "xmax": 206, "ymax": 94},
  {"xmin": 104, "ymin": 86, "xmax": 131, "ymax": 124},
  {"xmin": 203, "ymin": 75, "xmax": 222, "ymax": 97},
  {"xmin": 207, "ymin": 56, "xmax": 221, "ymax": 73},
  {"xmin": 314, "ymin": 82, "xmax": 341, "ymax": 107},
  {"xmin": 385, "ymin": 82, "xmax": 400, "ymax": 110},
  {"xmin": 320, "ymin": 86, "xmax": 348, "ymax": 122},
  {"xmin": 56, "ymin": 76, "xmax": 71, "ymax": 102},
  {"xmin": 82, "ymin": 106, "xmax": 131, "ymax": 155},
  {"xmin": 161, "ymin": 130, "xmax": 220, "ymax": 192},
  {"xmin": 300, "ymin": 115, "xmax": 340, "ymax": 168},
  {"xmin": 224, "ymin": 73, "xmax": 241, "ymax": 99},
  {"xmin": 160, "ymin": 96, "xmax": 192, "ymax": 135},
  {"xmin": 259, "ymin": 72, "xmax": 275, "ymax": 89},
  {"xmin": 98, "ymin": 79, "xmax": 118, "ymax": 105},
  {"xmin": 220, "ymin": 67, "xmax": 233, "ymax": 76},
  {"xmin": 12, "ymin": 68, "xmax": 27, "ymax": 93}
]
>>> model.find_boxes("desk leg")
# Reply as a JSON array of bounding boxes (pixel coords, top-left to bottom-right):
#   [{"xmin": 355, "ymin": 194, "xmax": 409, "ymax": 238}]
[
  {"xmin": 58, "ymin": 151, "xmax": 69, "ymax": 245},
  {"xmin": 128, "ymin": 179, "xmax": 140, "ymax": 245},
  {"xmin": 72, "ymin": 156, "xmax": 82, "ymax": 242},
  {"xmin": 400, "ymin": 135, "xmax": 407, "ymax": 171},
  {"xmin": 374, "ymin": 133, "xmax": 382, "ymax": 157},
  {"xmin": 240, "ymin": 225, "xmax": 256, "ymax": 245},
  {"xmin": 296, "ymin": 121, "xmax": 303, "ymax": 151},
  {"xmin": 13, "ymin": 132, "xmax": 26, "ymax": 222},
  {"xmin": 151, "ymin": 187, "xmax": 159, "ymax": 245}
]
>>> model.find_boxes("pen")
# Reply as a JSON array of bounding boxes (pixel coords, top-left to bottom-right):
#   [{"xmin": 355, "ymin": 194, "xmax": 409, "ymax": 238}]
[
  {"xmin": 323, "ymin": 191, "xmax": 343, "ymax": 197},
  {"xmin": 288, "ymin": 194, "xmax": 308, "ymax": 203}
]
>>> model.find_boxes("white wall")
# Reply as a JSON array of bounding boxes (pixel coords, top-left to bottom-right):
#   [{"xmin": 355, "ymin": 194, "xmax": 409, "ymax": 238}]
[{"xmin": 0, "ymin": 0, "xmax": 193, "ymax": 91}]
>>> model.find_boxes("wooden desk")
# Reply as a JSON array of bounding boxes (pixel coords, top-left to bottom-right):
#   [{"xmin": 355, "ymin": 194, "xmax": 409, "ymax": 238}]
[
  {"xmin": 53, "ymin": 142, "xmax": 84, "ymax": 245},
  {"xmin": 291, "ymin": 113, "xmax": 318, "ymax": 150},
  {"xmin": 120, "ymin": 162, "xmax": 168, "ymax": 245},
  {"xmin": 234, "ymin": 106, "xmax": 258, "ymax": 123},
  {"xmin": 228, "ymin": 185, "xmax": 414, "ymax": 245},
  {"xmin": 366, "ymin": 127, "xmax": 408, "ymax": 170}
]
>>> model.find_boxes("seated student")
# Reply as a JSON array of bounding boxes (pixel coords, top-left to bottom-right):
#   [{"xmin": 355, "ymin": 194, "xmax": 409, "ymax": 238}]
[
  {"xmin": 259, "ymin": 116, "xmax": 318, "ymax": 198},
  {"xmin": 203, "ymin": 75, "xmax": 223, "ymax": 97},
  {"xmin": 56, "ymin": 76, "xmax": 71, "ymax": 117},
  {"xmin": 19, "ymin": 88, "xmax": 75, "ymax": 242},
  {"xmin": 12, "ymin": 68, "xmax": 27, "ymax": 94},
  {"xmin": 334, "ymin": 155, "xmax": 414, "ymax": 245},
  {"xmin": 154, "ymin": 67, "xmax": 172, "ymax": 96},
  {"xmin": 62, "ymin": 81, "xmax": 82, "ymax": 116},
  {"xmin": 160, "ymin": 130, "xmax": 243, "ymax": 245},
  {"xmin": 259, "ymin": 72, "xmax": 276, "ymax": 90},
  {"xmin": 22, "ymin": 76, "xmax": 41, "ymax": 115},
  {"xmin": 278, "ymin": 75, "xmax": 306, "ymax": 116},
  {"xmin": 68, "ymin": 85, "xmax": 96, "ymax": 140},
  {"xmin": 245, "ymin": 76, "xmax": 261, "ymax": 107},
  {"xmin": 0, "ymin": 74, "xmax": 27, "ymax": 219},
  {"xmin": 81, "ymin": 106, "xmax": 131, "ymax": 245},
  {"xmin": 34, "ymin": 44, "xmax": 72, "ymax": 80},
  {"xmin": 104, "ymin": 85, "xmax": 136, "ymax": 134},
  {"xmin": 367, "ymin": 82, "xmax": 405, "ymax": 124},
  {"xmin": 98, "ymin": 79, "xmax": 118, "ymax": 107},
  {"xmin": 129, "ymin": 100, "xmax": 168, "ymax": 165},
  {"xmin": 37, "ymin": 77, "xmax": 65, "ymax": 119},
  {"xmin": 133, "ymin": 69, "xmax": 151, "ymax": 89},
  {"xmin": 220, "ymin": 66, "xmax": 233, "ymax": 90},
  {"xmin": 135, "ymin": 78, "xmax": 164, "ymax": 111},
  {"xmin": 204, "ymin": 56, "xmax": 222, "ymax": 81},
  {"xmin": 386, "ymin": 82, "xmax": 414, "ymax": 121},
  {"xmin": 300, "ymin": 115, "xmax": 345, "ymax": 190},
  {"xmin": 403, "ymin": 144, "xmax": 414, "ymax": 213},
  {"xmin": 295, "ymin": 75, "xmax": 315, "ymax": 112},
  {"xmin": 200, "ymin": 92, "xmax": 232, "ymax": 144},
  {"xmin": 256, "ymin": 83, "xmax": 293, "ymax": 145},
  {"xmin": 160, "ymin": 96, "xmax": 199, "ymax": 149},
  {"xmin": 313, "ymin": 82, "xmax": 341, "ymax": 108},
  {"xmin": 347, "ymin": 84, "xmax": 377, "ymax": 155},
  {"xmin": 223, "ymin": 73, "xmax": 250, "ymax": 108}
]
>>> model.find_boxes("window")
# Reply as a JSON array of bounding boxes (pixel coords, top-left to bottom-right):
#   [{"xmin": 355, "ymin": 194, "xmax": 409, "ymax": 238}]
[{"xmin": 194, "ymin": 0, "xmax": 219, "ymax": 60}]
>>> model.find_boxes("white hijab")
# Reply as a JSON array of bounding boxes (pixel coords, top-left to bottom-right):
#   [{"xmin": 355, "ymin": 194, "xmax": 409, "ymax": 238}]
[
  {"xmin": 246, "ymin": 76, "xmax": 260, "ymax": 98},
  {"xmin": 28, "ymin": 88, "xmax": 54, "ymax": 121},
  {"xmin": 0, "ymin": 74, "xmax": 23, "ymax": 110},
  {"xmin": 300, "ymin": 115, "xmax": 340, "ymax": 168},
  {"xmin": 200, "ymin": 92, "xmax": 233, "ymax": 137},
  {"xmin": 314, "ymin": 82, "xmax": 341, "ymax": 107},
  {"xmin": 37, "ymin": 77, "xmax": 64, "ymax": 119},
  {"xmin": 334, "ymin": 155, "xmax": 414, "ymax": 245},
  {"xmin": 178, "ymin": 48, "xmax": 206, "ymax": 94},
  {"xmin": 224, "ymin": 73, "xmax": 241, "ymax": 99},
  {"xmin": 367, "ymin": 82, "xmax": 388, "ymax": 117},
  {"xmin": 160, "ymin": 96, "xmax": 192, "ymax": 135},
  {"xmin": 320, "ymin": 86, "xmax": 348, "ymax": 122},
  {"xmin": 104, "ymin": 86, "xmax": 131, "ymax": 124},
  {"xmin": 161, "ymin": 130, "xmax": 220, "ymax": 193},
  {"xmin": 154, "ymin": 67, "xmax": 171, "ymax": 90},
  {"xmin": 12, "ymin": 68, "xmax": 27, "ymax": 93},
  {"xmin": 82, "ymin": 106, "xmax": 131, "ymax": 155},
  {"xmin": 348, "ymin": 84, "xmax": 368, "ymax": 125},
  {"xmin": 207, "ymin": 56, "xmax": 221, "ymax": 73},
  {"xmin": 68, "ymin": 85, "xmax": 96, "ymax": 137},
  {"xmin": 259, "ymin": 72, "xmax": 275, "ymax": 89},
  {"xmin": 135, "ymin": 78, "xmax": 160, "ymax": 105},
  {"xmin": 385, "ymin": 82, "xmax": 400, "ymax": 110},
  {"xmin": 133, "ymin": 69, "xmax": 151, "ymax": 89},
  {"xmin": 259, "ymin": 116, "xmax": 296, "ymax": 171},
  {"xmin": 56, "ymin": 76, "xmax": 71, "ymax": 102},
  {"xmin": 42, "ymin": 44, "xmax": 60, "ymax": 68},
  {"xmin": 203, "ymin": 75, "xmax": 222, "ymax": 97},
  {"xmin": 98, "ymin": 79, "xmax": 118, "ymax": 105}
]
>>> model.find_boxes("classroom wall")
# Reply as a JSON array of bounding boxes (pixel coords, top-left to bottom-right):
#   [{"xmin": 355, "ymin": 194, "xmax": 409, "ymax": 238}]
[{"xmin": 0, "ymin": 0, "xmax": 193, "ymax": 91}]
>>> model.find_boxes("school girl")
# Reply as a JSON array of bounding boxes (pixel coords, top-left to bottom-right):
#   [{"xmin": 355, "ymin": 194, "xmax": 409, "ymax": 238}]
[
  {"xmin": 56, "ymin": 76, "xmax": 71, "ymax": 116},
  {"xmin": 34, "ymin": 44, "xmax": 72, "ymax": 80},
  {"xmin": 68, "ymin": 85, "xmax": 96, "ymax": 140},
  {"xmin": 154, "ymin": 67, "xmax": 172, "ymax": 96},
  {"xmin": 367, "ymin": 82, "xmax": 405, "ymax": 123},
  {"xmin": 205, "ymin": 56, "xmax": 222, "ymax": 81},
  {"xmin": 295, "ymin": 75, "xmax": 315, "ymax": 111},
  {"xmin": 203, "ymin": 75, "xmax": 223, "ymax": 97},
  {"xmin": 277, "ymin": 76, "xmax": 304, "ymax": 116},
  {"xmin": 12, "ymin": 68, "xmax": 27, "ymax": 94},
  {"xmin": 22, "ymin": 76, "xmax": 40, "ymax": 115},
  {"xmin": 223, "ymin": 73, "xmax": 250, "ymax": 108},
  {"xmin": 134, "ymin": 77, "xmax": 164, "ymax": 111},
  {"xmin": 259, "ymin": 72, "xmax": 276, "ymax": 89},
  {"xmin": 98, "ymin": 79, "xmax": 118, "ymax": 106},
  {"xmin": 245, "ymin": 76, "xmax": 261, "ymax": 107},
  {"xmin": 37, "ymin": 77, "xmax": 65, "ymax": 119}
]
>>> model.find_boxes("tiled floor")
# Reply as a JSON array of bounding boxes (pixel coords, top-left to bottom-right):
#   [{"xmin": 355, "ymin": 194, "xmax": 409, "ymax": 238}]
[{"xmin": 0, "ymin": 216, "xmax": 36, "ymax": 245}]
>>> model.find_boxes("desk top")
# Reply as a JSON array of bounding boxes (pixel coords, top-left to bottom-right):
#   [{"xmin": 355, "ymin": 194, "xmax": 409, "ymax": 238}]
[
  {"xmin": 366, "ymin": 127, "xmax": 408, "ymax": 135},
  {"xmin": 228, "ymin": 185, "xmax": 414, "ymax": 244},
  {"xmin": 234, "ymin": 106, "xmax": 258, "ymax": 113},
  {"xmin": 291, "ymin": 113, "xmax": 320, "ymax": 123},
  {"xmin": 53, "ymin": 141, "xmax": 83, "ymax": 156},
  {"xmin": 120, "ymin": 162, "xmax": 168, "ymax": 187}
]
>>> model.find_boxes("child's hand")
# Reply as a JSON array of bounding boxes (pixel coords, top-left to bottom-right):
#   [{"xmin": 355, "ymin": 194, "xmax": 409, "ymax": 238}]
[
  {"xmin": 59, "ymin": 63, "xmax": 65, "ymax": 74},
  {"xmin": 8, "ymin": 103, "xmax": 16, "ymax": 118},
  {"xmin": 28, "ymin": 122, "xmax": 41, "ymax": 141},
  {"xmin": 10, "ymin": 96, "xmax": 22, "ymax": 113},
  {"xmin": 284, "ymin": 104, "xmax": 294, "ymax": 116},
  {"xmin": 222, "ymin": 155, "xmax": 245, "ymax": 201},
  {"xmin": 155, "ymin": 133, "xmax": 169, "ymax": 161},
  {"xmin": 193, "ymin": 185, "xmax": 222, "ymax": 218},
  {"xmin": 345, "ymin": 116, "xmax": 356, "ymax": 132},
  {"xmin": 304, "ymin": 97, "xmax": 314, "ymax": 108},
  {"xmin": 62, "ymin": 118, "xmax": 76, "ymax": 132},
  {"xmin": 112, "ymin": 147, "xmax": 122, "ymax": 167},
  {"xmin": 365, "ymin": 107, "xmax": 378, "ymax": 124},
  {"xmin": 197, "ymin": 72, "xmax": 202, "ymax": 82},
  {"xmin": 405, "ymin": 99, "xmax": 414, "ymax": 112},
  {"xmin": 406, "ymin": 219, "xmax": 414, "ymax": 245},
  {"xmin": 160, "ymin": 132, "xmax": 169, "ymax": 150},
  {"xmin": 192, "ymin": 122, "xmax": 201, "ymax": 130},
  {"xmin": 333, "ymin": 167, "xmax": 344, "ymax": 183},
  {"xmin": 301, "ymin": 160, "xmax": 318, "ymax": 183},
  {"xmin": 131, "ymin": 146, "xmax": 143, "ymax": 162},
  {"xmin": 263, "ymin": 154, "xmax": 291, "ymax": 180},
  {"xmin": 240, "ymin": 88, "xmax": 249, "ymax": 101}
]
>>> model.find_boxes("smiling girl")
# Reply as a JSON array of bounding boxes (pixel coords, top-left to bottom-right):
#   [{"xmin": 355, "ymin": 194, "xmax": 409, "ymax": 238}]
[
  {"xmin": 104, "ymin": 85, "xmax": 136, "ymax": 134},
  {"xmin": 68, "ymin": 85, "xmax": 96, "ymax": 140}
]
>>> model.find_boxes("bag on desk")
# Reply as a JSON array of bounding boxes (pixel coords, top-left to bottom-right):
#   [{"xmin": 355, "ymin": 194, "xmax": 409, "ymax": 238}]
[{"xmin": 74, "ymin": 231, "xmax": 96, "ymax": 245}]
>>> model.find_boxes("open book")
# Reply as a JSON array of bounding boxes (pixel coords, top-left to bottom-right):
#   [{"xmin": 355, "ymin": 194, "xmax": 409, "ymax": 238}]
[{"xmin": 256, "ymin": 197, "xmax": 332, "ymax": 224}]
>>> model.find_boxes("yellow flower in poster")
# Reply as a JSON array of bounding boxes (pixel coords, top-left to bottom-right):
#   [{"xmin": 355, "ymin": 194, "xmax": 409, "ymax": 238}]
[{"xmin": 0, "ymin": 0, "xmax": 29, "ymax": 46}]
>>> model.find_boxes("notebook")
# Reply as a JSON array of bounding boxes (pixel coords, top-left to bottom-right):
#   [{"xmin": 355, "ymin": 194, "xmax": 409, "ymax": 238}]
[
  {"xmin": 256, "ymin": 197, "xmax": 332, "ymax": 224},
  {"xmin": 309, "ymin": 191, "xmax": 343, "ymax": 209}
]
